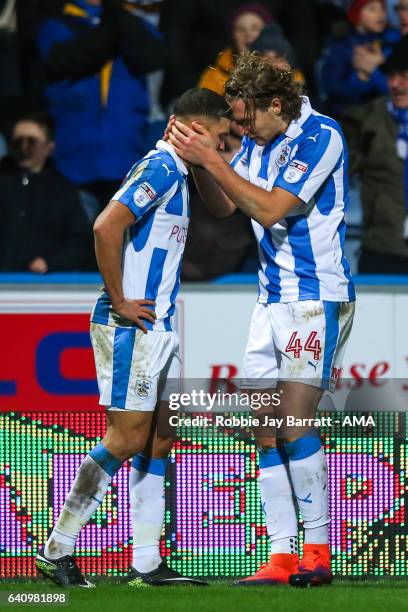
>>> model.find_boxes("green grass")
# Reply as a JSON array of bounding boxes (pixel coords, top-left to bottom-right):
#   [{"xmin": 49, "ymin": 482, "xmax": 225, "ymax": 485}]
[{"xmin": 0, "ymin": 579, "xmax": 407, "ymax": 612}]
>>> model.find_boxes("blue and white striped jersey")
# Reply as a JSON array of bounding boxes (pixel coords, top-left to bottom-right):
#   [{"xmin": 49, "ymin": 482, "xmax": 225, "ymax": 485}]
[
  {"xmin": 231, "ymin": 97, "xmax": 355, "ymax": 303},
  {"xmin": 91, "ymin": 140, "xmax": 189, "ymax": 331}
]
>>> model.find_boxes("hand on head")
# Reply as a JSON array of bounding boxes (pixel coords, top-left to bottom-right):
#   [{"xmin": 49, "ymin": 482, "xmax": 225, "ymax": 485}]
[{"xmin": 168, "ymin": 121, "xmax": 214, "ymax": 167}]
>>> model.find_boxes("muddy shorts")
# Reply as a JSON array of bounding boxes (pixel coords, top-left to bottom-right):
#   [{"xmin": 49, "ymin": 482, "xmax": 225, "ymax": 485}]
[
  {"xmin": 242, "ymin": 300, "xmax": 355, "ymax": 392},
  {"xmin": 90, "ymin": 323, "xmax": 181, "ymax": 411}
]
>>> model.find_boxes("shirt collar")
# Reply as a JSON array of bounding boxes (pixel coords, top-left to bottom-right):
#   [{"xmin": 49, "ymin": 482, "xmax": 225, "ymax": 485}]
[
  {"xmin": 155, "ymin": 140, "xmax": 189, "ymax": 176},
  {"xmin": 285, "ymin": 96, "xmax": 313, "ymax": 139}
]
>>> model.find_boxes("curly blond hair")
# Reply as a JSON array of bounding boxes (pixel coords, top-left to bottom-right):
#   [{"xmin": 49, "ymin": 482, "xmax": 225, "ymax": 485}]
[{"xmin": 225, "ymin": 51, "xmax": 302, "ymax": 125}]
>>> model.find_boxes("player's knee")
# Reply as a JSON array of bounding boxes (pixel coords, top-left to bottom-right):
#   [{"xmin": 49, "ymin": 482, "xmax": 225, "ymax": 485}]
[
  {"xmin": 118, "ymin": 436, "xmax": 143, "ymax": 461},
  {"xmin": 103, "ymin": 431, "xmax": 147, "ymax": 461}
]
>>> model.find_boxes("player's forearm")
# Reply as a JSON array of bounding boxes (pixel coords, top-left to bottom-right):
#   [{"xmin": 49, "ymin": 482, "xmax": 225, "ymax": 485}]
[
  {"xmin": 93, "ymin": 225, "xmax": 125, "ymax": 309},
  {"xmin": 191, "ymin": 166, "xmax": 236, "ymax": 218},
  {"xmin": 203, "ymin": 152, "xmax": 278, "ymax": 227}
]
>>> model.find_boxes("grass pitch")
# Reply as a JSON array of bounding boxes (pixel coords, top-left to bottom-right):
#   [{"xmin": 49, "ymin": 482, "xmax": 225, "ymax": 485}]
[{"xmin": 0, "ymin": 579, "xmax": 407, "ymax": 612}]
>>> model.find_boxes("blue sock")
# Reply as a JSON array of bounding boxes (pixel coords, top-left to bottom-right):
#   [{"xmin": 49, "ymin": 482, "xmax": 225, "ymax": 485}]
[
  {"xmin": 259, "ymin": 446, "xmax": 289, "ymax": 468},
  {"xmin": 45, "ymin": 443, "xmax": 122, "ymax": 559},
  {"xmin": 89, "ymin": 442, "xmax": 123, "ymax": 476},
  {"xmin": 284, "ymin": 430, "xmax": 322, "ymax": 461},
  {"xmin": 131, "ymin": 454, "xmax": 167, "ymax": 476}
]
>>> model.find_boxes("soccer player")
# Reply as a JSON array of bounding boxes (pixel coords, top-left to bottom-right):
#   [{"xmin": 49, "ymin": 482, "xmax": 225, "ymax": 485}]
[
  {"xmin": 36, "ymin": 88, "xmax": 231, "ymax": 587},
  {"xmin": 169, "ymin": 52, "xmax": 355, "ymax": 587}
]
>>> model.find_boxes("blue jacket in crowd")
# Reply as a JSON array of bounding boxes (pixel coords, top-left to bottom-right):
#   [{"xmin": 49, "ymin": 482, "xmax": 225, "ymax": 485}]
[
  {"xmin": 321, "ymin": 29, "xmax": 400, "ymax": 115},
  {"xmin": 38, "ymin": 1, "xmax": 165, "ymax": 185}
]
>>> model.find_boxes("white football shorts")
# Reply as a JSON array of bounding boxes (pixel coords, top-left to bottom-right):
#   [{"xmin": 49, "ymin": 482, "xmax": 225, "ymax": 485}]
[
  {"xmin": 242, "ymin": 300, "xmax": 355, "ymax": 392},
  {"xmin": 90, "ymin": 323, "xmax": 181, "ymax": 411}
]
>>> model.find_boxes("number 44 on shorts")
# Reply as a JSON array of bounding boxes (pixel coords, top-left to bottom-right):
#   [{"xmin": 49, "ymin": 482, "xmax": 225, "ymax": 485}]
[{"xmin": 285, "ymin": 331, "xmax": 322, "ymax": 360}]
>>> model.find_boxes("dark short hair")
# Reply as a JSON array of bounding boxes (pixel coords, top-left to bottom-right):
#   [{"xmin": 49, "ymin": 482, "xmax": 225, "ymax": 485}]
[
  {"xmin": 14, "ymin": 111, "xmax": 55, "ymax": 142},
  {"xmin": 174, "ymin": 88, "xmax": 231, "ymax": 120},
  {"xmin": 225, "ymin": 51, "xmax": 302, "ymax": 124}
]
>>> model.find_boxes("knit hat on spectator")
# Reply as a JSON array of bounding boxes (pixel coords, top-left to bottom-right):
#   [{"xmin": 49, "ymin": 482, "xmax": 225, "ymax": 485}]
[
  {"xmin": 347, "ymin": 0, "xmax": 385, "ymax": 27},
  {"xmin": 382, "ymin": 34, "xmax": 408, "ymax": 72},
  {"xmin": 250, "ymin": 23, "xmax": 297, "ymax": 67},
  {"xmin": 227, "ymin": 3, "xmax": 274, "ymax": 34}
]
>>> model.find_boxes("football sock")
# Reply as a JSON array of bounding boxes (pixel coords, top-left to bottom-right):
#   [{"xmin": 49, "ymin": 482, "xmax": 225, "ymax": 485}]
[
  {"xmin": 258, "ymin": 446, "xmax": 298, "ymax": 555},
  {"xmin": 44, "ymin": 443, "xmax": 122, "ymax": 559},
  {"xmin": 270, "ymin": 537, "xmax": 299, "ymax": 555},
  {"xmin": 130, "ymin": 454, "xmax": 167, "ymax": 573},
  {"xmin": 304, "ymin": 524, "xmax": 328, "ymax": 544},
  {"xmin": 285, "ymin": 431, "xmax": 329, "ymax": 544}
]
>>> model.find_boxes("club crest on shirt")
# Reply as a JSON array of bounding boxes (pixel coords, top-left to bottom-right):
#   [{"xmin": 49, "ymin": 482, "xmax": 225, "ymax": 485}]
[
  {"xmin": 133, "ymin": 182, "xmax": 157, "ymax": 207},
  {"xmin": 135, "ymin": 378, "xmax": 152, "ymax": 399},
  {"xmin": 283, "ymin": 159, "xmax": 308, "ymax": 183},
  {"xmin": 276, "ymin": 143, "xmax": 291, "ymax": 168}
]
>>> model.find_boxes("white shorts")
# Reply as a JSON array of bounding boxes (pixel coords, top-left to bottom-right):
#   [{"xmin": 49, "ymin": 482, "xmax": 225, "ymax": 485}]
[
  {"xmin": 242, "ymin": 300, "xmax": 355, "ymax": 392},
  {"xmin": 90, "ymin": 323, "xmax": 181, "ymax": 411}
]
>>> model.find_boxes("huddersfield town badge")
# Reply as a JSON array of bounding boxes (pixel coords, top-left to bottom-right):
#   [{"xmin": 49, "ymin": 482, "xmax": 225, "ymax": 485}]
[
  {"xmin": 276, "ymin": 141, "xmax": 291, "ymax": 168},
  {"xmin": 135, "ymin": 378, "xmax": 151, "ymax": 399}
]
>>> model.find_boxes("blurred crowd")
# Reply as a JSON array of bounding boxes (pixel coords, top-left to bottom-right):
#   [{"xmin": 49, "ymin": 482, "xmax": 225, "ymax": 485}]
[{"xmin": 0, "ymin": 0, "xmax": 408, "ymax": 276}]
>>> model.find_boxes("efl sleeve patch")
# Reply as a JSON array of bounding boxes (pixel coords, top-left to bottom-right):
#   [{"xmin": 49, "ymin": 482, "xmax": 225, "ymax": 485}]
[
  {"xmin": 113, "ymin": 156, "xmax": 178, "ymax": 220},
  {"xmin": 283, "ymin": 159, "xmax": 309, "ymax": 183},
  {"xmin": 133, "ymin": 182, "xmax": 157, "ymax": 208}
]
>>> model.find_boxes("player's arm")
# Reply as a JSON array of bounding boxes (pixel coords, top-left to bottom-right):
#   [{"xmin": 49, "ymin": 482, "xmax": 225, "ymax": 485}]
[
  {"xmin": 93, "ymin": 200, "xmax": 156, "ymax": 334},
  {"xmin": 190, "ymin": 165, "xmax": 237, "ymax": 218},
  {"xmin": 169, "ymin": 121, "xmax": 300, "ymax": 227}
]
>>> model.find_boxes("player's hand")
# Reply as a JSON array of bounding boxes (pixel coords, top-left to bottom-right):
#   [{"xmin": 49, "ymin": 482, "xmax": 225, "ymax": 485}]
[
  {"xmin": 113, "ymin": 298, "xmax": 156, "ymax": 334},
  {"xmin": 29, "ymin": 257, "xmax": 48, "ymax": 274},
  {"xmin": 163, "ymin": 115, "xmax": 176, "ymax": 141},
  {"xmin": 168, "ymin": 120, "xmax": 216, "ymax": 167}
]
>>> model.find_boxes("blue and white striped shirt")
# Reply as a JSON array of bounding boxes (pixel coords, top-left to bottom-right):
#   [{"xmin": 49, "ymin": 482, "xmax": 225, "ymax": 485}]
[
  {"xmin": 91, "ymin": 140, "xmax": 189, "ymax": 331},
  {"xmin": 231, "ymin": 97, "xmax": 355, "ymax": 303}
]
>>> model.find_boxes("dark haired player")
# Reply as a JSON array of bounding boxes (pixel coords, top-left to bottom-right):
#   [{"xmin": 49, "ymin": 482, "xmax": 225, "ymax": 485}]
[
  {"xmin": 36, "ymin": 88, "xmax": 230, "ymax": 588},
  {"xmin": 170, "ymin": 53, "xmax": 355, "ymax": 588}
]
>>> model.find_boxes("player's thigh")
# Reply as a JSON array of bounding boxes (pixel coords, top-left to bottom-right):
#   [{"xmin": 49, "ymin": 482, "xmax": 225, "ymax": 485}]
[
  {"xmin": 103, "ymin": 408, "xmax": 155, "ymax": 459},
  {"xmin": 242, "ymin": 302, "xmax": 280, "ymax": 388},
  {"xmin": 269, "ymin": 300, "xmax": 355, "ymax": 393},
  {"xmin": 105, "ymin": 408, "xmax": 154, "ymax": 439}
]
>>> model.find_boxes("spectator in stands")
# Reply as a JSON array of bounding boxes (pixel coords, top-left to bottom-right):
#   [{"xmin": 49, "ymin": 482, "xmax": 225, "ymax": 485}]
[
  {"xmin": 0, "ymin": 112, "xmax": 92, "ymax": 272},
  {"xmin": 198, "ymin": 4, "xmax": 273, "ymax": 96},
  {"xmin": 160, "ymin": 0, "xmax": 319, "ymax": 108},
  {"xmin": 321, "ymin": 0, "xmax": 400, "ymax": 115},
  {"xmin": 37, "ymin": 0, "xmax": 166, "ymax": 205},
  {"xmin": 347, "ymin": 36, "xmax": 408, "ymax": 273},
  {"xmin": 395, "ymin": 0, "xmax": 408, "ymax": 32}
]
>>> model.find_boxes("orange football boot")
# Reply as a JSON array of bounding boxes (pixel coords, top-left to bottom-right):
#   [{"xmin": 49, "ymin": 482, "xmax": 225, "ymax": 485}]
[
  {"xmin": 289, "ymin": 543, "xmax": 333, "ymax": 587},
  {"xmin": 233, "ymin": 553, "xmax": 299, "ymax": 586}
]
